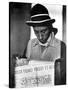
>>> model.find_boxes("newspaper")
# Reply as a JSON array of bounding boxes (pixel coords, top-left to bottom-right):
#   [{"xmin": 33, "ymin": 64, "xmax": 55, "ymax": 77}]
[{"xmin": 15, "ymin": 59, "xmax": 54, "ymax": 88}]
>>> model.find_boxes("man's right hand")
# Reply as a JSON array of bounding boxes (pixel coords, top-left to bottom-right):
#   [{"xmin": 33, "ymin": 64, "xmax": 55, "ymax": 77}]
[{"xmin": 15, "ymin": 58, "xmax": 30, "ymax": 67}]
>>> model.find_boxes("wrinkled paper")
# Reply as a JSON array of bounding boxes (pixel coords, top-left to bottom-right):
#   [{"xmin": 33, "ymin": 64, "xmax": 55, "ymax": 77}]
[{"xmin": 15, "ymin": 59, "xmax": 54, "ymax": 88}]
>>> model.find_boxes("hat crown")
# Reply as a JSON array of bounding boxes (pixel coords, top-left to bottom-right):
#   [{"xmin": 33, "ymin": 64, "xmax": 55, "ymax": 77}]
[
  {"xmin": 26, "ymin": 3, "xmax": 55, "ymax": 28},
  {"xmin": 31, "ymin": 4, "xmax": 49, "ymax": 16}
]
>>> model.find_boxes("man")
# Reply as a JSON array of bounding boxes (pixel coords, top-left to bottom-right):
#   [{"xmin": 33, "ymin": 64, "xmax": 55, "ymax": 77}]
[{"xmin": 26, "ymin": 4, "xmax": 66, "ymax": 85}]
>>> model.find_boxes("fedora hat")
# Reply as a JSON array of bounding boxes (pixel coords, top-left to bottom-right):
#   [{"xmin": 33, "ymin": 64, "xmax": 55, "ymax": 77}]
[{"xmin": 26, "ymin": 4, "xmax": 55, "ymax": 26}]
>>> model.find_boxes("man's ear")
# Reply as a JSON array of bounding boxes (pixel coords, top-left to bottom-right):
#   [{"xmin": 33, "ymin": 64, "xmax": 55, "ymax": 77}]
[{"xmin": 52, "ymin": 27, "xmax": 58, "ymax": 35}]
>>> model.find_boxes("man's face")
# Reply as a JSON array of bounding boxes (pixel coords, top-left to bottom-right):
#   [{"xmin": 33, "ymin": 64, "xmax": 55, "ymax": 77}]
[{"xmin": 33, "ymin": 26, "xmax": 51, "ymax": 44}]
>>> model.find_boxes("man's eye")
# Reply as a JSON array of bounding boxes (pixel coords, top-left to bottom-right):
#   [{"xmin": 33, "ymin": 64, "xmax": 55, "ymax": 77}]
[{"xmin": 41, "ymin": 30, "xmax": 45, "ymax": 33}]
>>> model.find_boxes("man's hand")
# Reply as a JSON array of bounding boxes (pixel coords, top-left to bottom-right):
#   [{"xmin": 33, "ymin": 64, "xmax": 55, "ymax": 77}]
[{"xmin": 15, "ymin": 58, "xmax": 29, "ymax": 67}]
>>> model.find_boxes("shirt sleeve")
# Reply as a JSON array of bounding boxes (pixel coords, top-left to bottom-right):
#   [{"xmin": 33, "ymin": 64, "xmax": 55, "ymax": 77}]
[{"xmin": 26, "ymin": 40, "xmax": 32, "ymax": 59}]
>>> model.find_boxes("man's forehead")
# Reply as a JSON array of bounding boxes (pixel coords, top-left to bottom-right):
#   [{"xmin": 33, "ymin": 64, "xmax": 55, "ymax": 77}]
[{"xmin": 33, "ymin": 26, "xmax": 48, "ymax": 31}]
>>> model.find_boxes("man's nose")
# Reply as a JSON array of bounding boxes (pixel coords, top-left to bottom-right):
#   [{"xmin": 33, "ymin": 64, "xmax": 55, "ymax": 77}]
[{"xmin": 39, "ymin": 33, "xmax": 42, "ymax": 39}]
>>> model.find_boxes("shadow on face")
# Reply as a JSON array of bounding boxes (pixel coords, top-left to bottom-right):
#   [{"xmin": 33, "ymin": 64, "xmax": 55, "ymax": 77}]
[{"xmin": 33, "ymin": 26, "xmax": 51, "ymax": 44}]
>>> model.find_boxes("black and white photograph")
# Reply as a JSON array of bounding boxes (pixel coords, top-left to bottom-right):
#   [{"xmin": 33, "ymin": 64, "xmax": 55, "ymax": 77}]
[{"xmin": 9, "ymin": 1, "xmax": 66, "ymax": 88}]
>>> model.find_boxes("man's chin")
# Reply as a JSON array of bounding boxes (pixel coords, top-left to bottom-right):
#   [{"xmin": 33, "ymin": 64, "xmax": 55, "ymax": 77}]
[{"xmin": 39, "ymin": 40, "xmax": 47, "ymax": 44}]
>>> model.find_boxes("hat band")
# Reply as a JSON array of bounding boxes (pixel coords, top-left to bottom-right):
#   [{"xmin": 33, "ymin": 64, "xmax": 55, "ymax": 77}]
[
  {"xmin": 31, "ymin": 14, "xmax": 49, "ymax": 18},
  {"xmin": 31, "ymin": 15, "xmax": 50, "ymax": 21}
]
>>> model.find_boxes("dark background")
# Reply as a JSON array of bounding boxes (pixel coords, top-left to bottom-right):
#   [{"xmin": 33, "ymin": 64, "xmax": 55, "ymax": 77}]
[
  {"xmin": 9, "ymin": 2, "xmax": 31, "ymax": 87},
  {"xmin": 9, "ymin": 2, "xmax": 31, "ymax": 56}
]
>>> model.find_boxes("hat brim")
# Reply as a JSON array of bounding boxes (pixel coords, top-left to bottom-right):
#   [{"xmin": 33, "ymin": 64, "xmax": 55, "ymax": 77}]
[{"xmin": 26, "ymin": 19, "xmax": 55, "ymax": 26}]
